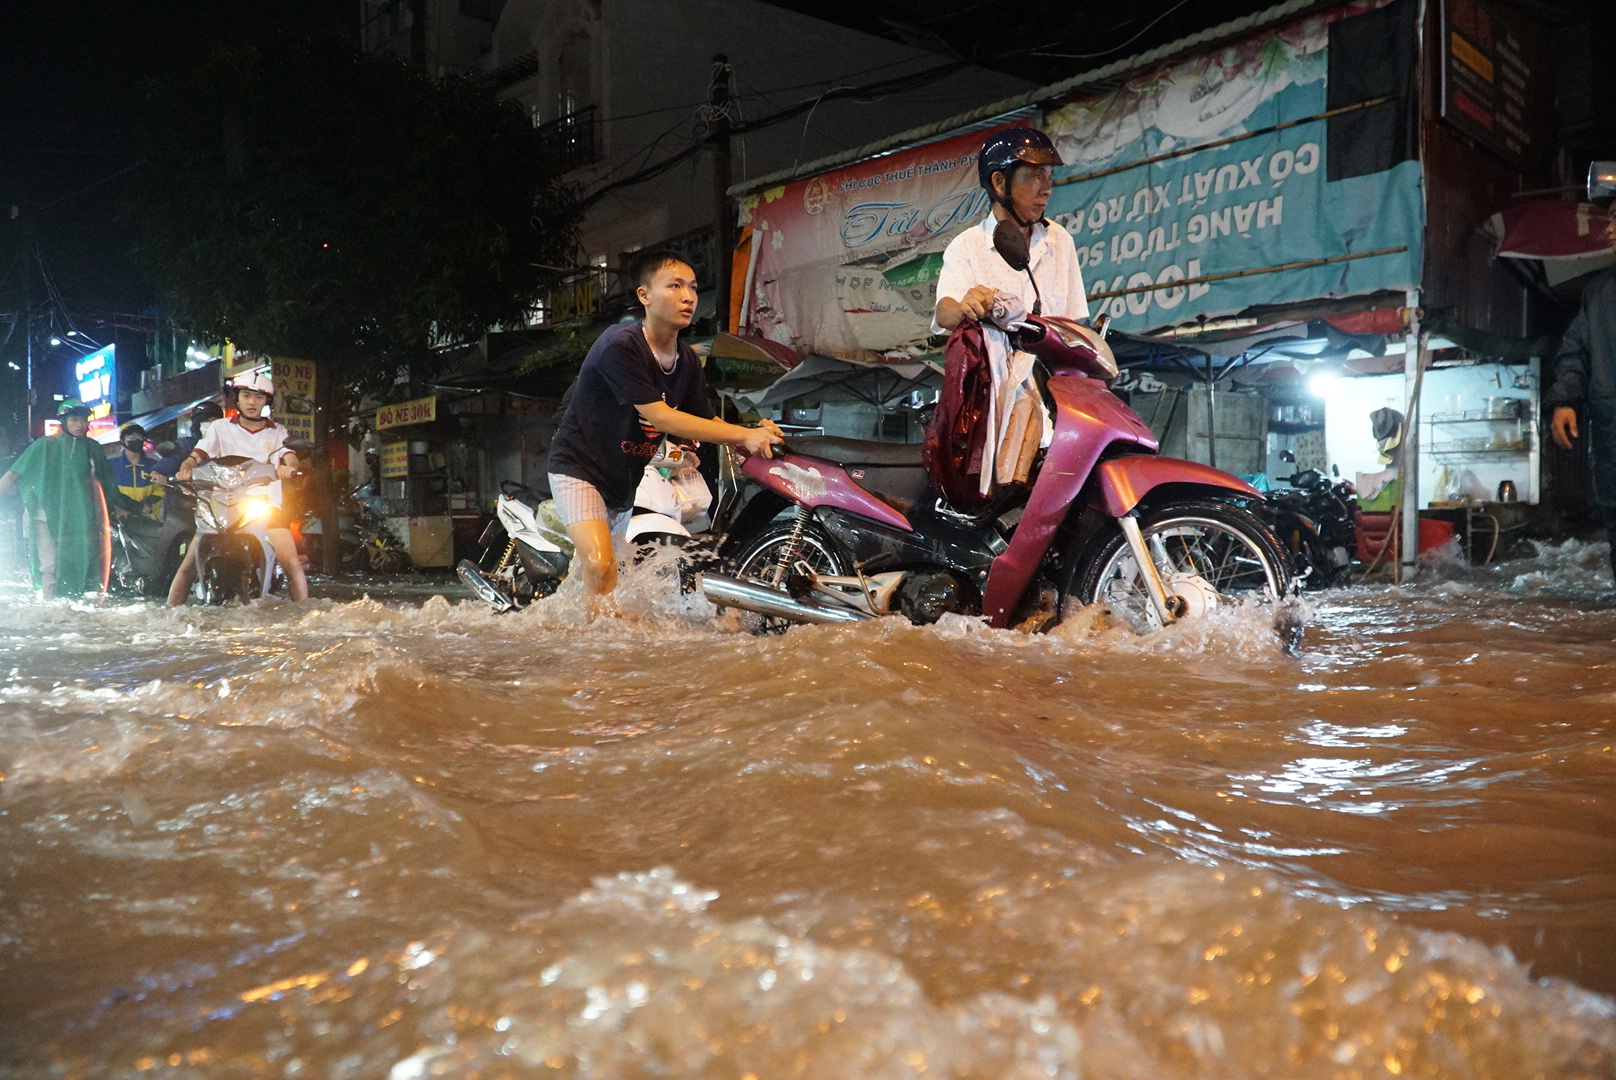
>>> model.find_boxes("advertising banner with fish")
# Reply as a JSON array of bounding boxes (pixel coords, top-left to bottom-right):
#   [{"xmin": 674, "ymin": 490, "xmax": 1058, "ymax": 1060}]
[{"xmin": 1043, "ymin": 0, "xmax": 1423, "ymax": 334}]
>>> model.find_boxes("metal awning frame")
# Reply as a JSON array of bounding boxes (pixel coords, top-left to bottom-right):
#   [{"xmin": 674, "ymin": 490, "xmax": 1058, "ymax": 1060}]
[{"xmin": 729, "ymin": 0, "xmax": 1327, "ymax": 197}]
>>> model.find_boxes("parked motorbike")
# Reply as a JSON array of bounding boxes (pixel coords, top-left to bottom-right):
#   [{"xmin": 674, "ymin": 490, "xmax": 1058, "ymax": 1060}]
[
  {"xmin": 108, "ymin": 507, "xmax": 192, "ymax": 599},
  {"xmin": 301, "ymin": 489, "xmax": 411, "ymax": 574},
  {"xmin": 701, "ymin": 219, "xmax": 1294, "ymax": 634},
  {"xmin": 1266, "ymin": 450, "xmax": 1356, "ymax": 589},
  {"xmin": 457, "ymin": 447, "xmax": 713, "ymax": 612},
  {"xmin": 170, "ymin": 457, "xmax": 293, "ymax": 604}
]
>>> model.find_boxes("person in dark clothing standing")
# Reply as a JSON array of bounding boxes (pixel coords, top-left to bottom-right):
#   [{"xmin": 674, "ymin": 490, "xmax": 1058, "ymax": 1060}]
[
  {"xmin": 152, "ymin": 400, "xmax": 224, "ymax": 519},
  {"xmin": 1546, "ymin": 162, "xmax": 1616, "ymax": 581},
  {"xmin": 546, "ymin": 249, "xmax": 782, "ymax": 612}
]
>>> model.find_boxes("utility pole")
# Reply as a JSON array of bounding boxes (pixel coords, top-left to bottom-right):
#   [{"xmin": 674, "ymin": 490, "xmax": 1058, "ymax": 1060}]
[
  {"xmin": 409, "ymin": 0, "xmax": 428, "ymax": 67},
  {"xmin": 1399, "ymin": 289, "xmax": 1423, "ymax": 582},
  {"xmin": 708, "ymin": 54, "xmax": 734, "ymax": 333},
  {"xmin": 315, "ymin": 361, "xmax": 341, "ymax": 576},
  {"xmin": 20, "ymin": 215, "xmax": 36, "ymax": 439}
]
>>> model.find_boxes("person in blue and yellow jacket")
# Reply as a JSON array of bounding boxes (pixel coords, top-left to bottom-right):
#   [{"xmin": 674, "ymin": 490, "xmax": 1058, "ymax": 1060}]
[{"xmin": 108, "ymin": 423, "xmax": 167, "ymax": 524}]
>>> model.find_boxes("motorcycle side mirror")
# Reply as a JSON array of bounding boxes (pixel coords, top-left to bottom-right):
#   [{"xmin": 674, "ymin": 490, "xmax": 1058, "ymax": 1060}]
[
  {"xmin": 156, "ymin": 441, "xmax": 178, "ymax": 457},
  {"xmin": 284, "ymin": 438, "xmax": 314, "ymax": 455},
  {"xmin": 1279, "ymin": 450, "xmax": 1297, "ymax": 463},
  {"xmin": 992, "ymin": 218, "xmax": 1031, "ymax": 272},
  {"xmin": 1332, "ymin": 464, "xmax": 1340, "ymax": 477}
]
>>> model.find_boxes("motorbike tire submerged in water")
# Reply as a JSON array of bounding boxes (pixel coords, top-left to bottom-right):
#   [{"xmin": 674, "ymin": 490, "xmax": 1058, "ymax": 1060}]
[
  {"xmin": 196, "ymin": 532, "xmax": 271, "ymax": 605},
  {"xmin": 717, "ymin": 496, "xmax": 1292, "ymax": 635},
  {"xmin": 1066, "ymin": 498, "xmax": 1292, "ymax": 633},
  {"xmin": 726, "ymin": 518, "xmax": 853, "ymax": 632}
]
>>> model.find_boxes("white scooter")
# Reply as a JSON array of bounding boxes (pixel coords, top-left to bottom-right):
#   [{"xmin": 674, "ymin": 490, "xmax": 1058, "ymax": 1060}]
[
  {"xmin": 170, "ymin": 457, "xmax": 289, "ymax": 604},
  {"xmin": 457, "ymin": 446, "xmax": 712, "ymax": 612}
]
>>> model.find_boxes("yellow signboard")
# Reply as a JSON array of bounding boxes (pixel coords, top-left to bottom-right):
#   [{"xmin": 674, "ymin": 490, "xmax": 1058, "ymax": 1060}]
[
  {"xmin": 380, "ymin": 441, "xmax": 409, "ymax": 479},
  {"xmin": 270, "ymin": 358, "xmax": 318, "ymax": 445},
  {"xmin": 376, "ymin": 396, "xmax": 437, "ymax": 431}
]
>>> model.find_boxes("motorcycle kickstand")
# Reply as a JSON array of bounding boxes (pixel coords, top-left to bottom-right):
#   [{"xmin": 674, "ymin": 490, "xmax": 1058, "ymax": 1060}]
[
  {"xmin": 852, "ymin": 562, "xmax": 883, "ymax": 617},
  {"xmin": 1117, "ymin": 512, "xmax": 1181, "ymax": 628}
]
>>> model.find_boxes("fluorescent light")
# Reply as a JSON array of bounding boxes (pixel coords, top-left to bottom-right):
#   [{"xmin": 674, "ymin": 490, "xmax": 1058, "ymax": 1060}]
[{"xmin": 1309, "ymin": 372, "xmax": 1337, "ymax": 396}]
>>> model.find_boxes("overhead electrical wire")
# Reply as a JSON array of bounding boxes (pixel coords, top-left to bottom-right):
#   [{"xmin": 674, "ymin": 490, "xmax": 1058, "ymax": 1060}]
[
  {"xmin": 1029, "ymin": 0, "xmax": 1197, "ymax": 59},
  {"xmin": 571, "ymin": 56, "xmax": 969, "ymax": 213}
]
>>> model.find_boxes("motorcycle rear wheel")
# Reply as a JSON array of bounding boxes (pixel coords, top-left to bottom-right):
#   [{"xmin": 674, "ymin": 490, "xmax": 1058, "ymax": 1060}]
[
  {"xmin": 1066, "ymin": 499, "xmax": 1292, "ymax": 633},
  {"xmin": 731, "ymin": 520, "xmax": 850, "ymax": 585},
  {"xmin": 728, "ymin": 519, "xmax": 851, "ymax": 632}
]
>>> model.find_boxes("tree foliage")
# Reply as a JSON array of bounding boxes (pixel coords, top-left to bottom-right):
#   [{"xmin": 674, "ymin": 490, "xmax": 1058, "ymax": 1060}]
[{"xmin": 129, "ymin": 37, "xmax": 579, "ymax": 396}]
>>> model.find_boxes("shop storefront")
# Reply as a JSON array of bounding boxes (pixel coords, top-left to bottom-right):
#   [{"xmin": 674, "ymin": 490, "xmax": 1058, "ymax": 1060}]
[{"xmin": 728, "ymin": 0, "xmax": 1576, "ymax": 571}]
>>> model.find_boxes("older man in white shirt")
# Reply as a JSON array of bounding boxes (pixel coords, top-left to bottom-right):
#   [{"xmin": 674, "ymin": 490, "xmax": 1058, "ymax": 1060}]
[
  {"xmin": 932, "ymin": 127, "xmax": 1090, "ymax": 492},
  {"xmin": 933, "ymin": 126, "xmax": 1089, "ymax": 334}
]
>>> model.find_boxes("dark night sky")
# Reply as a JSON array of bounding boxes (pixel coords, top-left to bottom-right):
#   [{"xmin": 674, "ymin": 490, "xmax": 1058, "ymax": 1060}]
[
  {"xmin": 0, "ymin": 2, "xmax": 354, "ymax": 437},
  {"xmin": 0, "ymin": 1, "xmax": 355, "ymax": 321}
]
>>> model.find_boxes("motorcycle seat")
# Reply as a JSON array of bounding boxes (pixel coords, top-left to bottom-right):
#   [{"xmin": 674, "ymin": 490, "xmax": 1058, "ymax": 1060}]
[
  {"xmin": 782, "ymin": 436, "xmax": 924, "ymax": 469},
  {"xmin": 119, "ymin": 514, "xmax": 166, "ymax": 537},
  {"xmin": 500, "ymin": 480, "xmax": 549, "ymax": 509},
  {"xmin": 781, "ymin": 437, "xmax": 928, "ymax": 513}
]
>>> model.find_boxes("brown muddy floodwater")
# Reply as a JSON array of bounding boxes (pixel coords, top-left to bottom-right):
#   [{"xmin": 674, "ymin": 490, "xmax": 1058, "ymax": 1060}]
[{"xmin": 1, "ymin": 539, "xmax": 1614, "ymax": 1079}]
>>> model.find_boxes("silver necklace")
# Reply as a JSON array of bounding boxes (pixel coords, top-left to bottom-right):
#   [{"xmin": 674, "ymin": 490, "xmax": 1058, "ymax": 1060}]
[{"xmin": 642, "ymin": 324, "xmax": 678, "ymax": 373}]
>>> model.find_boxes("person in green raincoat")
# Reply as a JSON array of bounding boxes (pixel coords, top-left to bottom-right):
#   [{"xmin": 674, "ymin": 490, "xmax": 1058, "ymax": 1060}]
[{"xmin": 0, "ymin": 400, "xmax": 115, "ymax": 599}]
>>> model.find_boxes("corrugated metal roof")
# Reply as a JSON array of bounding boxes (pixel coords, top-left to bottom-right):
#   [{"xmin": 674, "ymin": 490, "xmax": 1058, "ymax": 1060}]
[{"xmin": 729, "ymin": 0, "xmax": 1327, "ymax": 197}]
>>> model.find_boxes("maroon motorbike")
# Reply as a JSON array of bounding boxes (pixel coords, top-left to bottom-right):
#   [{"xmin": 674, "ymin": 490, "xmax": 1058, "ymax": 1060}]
[{"xmin": 702, "ymin": 223, "xmax": 1294, "ymax": 634}]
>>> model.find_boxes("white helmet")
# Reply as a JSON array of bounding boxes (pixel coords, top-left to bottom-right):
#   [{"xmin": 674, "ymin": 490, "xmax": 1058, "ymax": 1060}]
[
  {"xmin": 1590, "ymin": 161, "xmax": 1616, "ymax": 207},
  {"xmin": 234, "ymin": 370, "xmax": 274, "ymax": 396}
]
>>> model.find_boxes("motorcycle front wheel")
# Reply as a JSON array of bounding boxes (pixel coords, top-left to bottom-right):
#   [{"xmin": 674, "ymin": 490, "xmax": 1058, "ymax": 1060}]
[{"xmin": 1066, "ymin": 498, "xmax": 1292, "ymax": 633}]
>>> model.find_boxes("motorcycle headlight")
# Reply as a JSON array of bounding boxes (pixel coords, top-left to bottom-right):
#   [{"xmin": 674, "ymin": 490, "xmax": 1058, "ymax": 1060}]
[{"xmin": 240, "ymin": 497, "xmax": 271, "ymax": 523}]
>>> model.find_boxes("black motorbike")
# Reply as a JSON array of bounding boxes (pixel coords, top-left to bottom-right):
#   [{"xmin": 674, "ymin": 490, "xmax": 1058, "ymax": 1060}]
[
  {"xmin": 1265, "ymin": 450, "xmax": 1356, "ymax": 590},
  {"xmin": 108, "ymin": 506, "xmax": 192, "ymax": 599}
]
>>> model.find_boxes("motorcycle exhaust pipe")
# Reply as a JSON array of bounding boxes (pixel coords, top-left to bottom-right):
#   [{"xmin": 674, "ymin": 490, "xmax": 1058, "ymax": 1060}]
[{"xmin": 700, "ymin": 573, "xmax": 872, "ymax": 625}]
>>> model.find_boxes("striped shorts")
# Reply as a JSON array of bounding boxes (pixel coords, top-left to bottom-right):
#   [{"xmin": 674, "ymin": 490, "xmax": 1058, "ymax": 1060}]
[{"xmin": 548, "ymin": 473, "xmax": 631, "ymax": 536}]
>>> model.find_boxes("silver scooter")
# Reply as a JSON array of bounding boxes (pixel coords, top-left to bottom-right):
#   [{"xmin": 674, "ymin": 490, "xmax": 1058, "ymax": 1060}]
[{"xmin": 171, "ymin": 457, "xmax": 289, "ymax": 603}]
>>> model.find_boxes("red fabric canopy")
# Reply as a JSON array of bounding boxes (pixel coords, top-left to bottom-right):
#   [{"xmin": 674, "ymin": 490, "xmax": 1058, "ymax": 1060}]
[{"xmin": 1488, "ymin": 200, "xmax": 1612, "ymax": 260}]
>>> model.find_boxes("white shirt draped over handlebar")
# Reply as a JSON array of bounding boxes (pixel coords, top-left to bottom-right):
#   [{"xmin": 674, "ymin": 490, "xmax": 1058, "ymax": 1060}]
[{"xmin": 980, "ymin": 296, "xmax": 1048, "ymax": 495}]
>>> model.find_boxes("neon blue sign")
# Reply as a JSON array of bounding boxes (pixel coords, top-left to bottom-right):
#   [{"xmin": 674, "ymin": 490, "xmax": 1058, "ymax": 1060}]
[{"xmin": 75, "ymin": 345, "xmax": 115, "ymax": 407}]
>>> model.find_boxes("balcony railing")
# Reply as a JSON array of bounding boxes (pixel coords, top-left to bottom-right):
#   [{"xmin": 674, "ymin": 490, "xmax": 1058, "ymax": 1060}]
[
  {"xmin": 535, "ymin": 106, "xmax": 600, "ymax": 174},
  {"xmin": 541, "ymin": 267, "xmax": 613, "ymax": 326},
  {"xmin": 530, "ymin": 226, "xmax": 718, "ymax": 328}
]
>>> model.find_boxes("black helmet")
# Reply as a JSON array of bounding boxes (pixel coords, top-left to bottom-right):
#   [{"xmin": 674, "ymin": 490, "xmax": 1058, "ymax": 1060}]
[
  {"xmin": 978, "ymin": 127, "xmax": 1063, "ymax": 195},
  {"xmin": 119, "ymin": 422, "xmax": 147, "ymax": 442},
  {"xmin": 1590, "ymin": 161, "xmax": 1616, "ymax": 207},
  {"xmin": 191, "ymin": 400, "xmax": 225, "ymax": 426}
]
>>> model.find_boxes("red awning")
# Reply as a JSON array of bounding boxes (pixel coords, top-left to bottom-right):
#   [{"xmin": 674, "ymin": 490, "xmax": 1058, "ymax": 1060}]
[
  {"xmin": 711, "ymin": 332, "xmax": 803, "ymax": 371},
  {"xmin": 1322, "ymin": 308, "xmax": 1406, "ymax": 336},
  {"xmin": 1487, "ymin": 200, "xmax": 1612, "ymax": 260}
]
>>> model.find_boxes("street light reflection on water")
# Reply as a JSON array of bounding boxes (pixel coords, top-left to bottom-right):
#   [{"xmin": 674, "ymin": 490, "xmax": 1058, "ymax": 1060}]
[{"xmin": 0, "ymin": 540, "xmax": 1614, "ymax": 1078}]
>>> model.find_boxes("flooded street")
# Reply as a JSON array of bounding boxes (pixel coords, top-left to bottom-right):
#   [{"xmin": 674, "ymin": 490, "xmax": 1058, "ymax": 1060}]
[{"xmin": 2, "ymin": 544, "xmax": 1615, "ymax": 1079}]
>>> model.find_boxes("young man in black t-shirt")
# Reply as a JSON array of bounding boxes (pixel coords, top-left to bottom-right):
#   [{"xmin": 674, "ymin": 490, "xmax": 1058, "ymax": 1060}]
[{"xmin": 547, "ymin": 250, "xmax": 783, "ymax": 608}]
